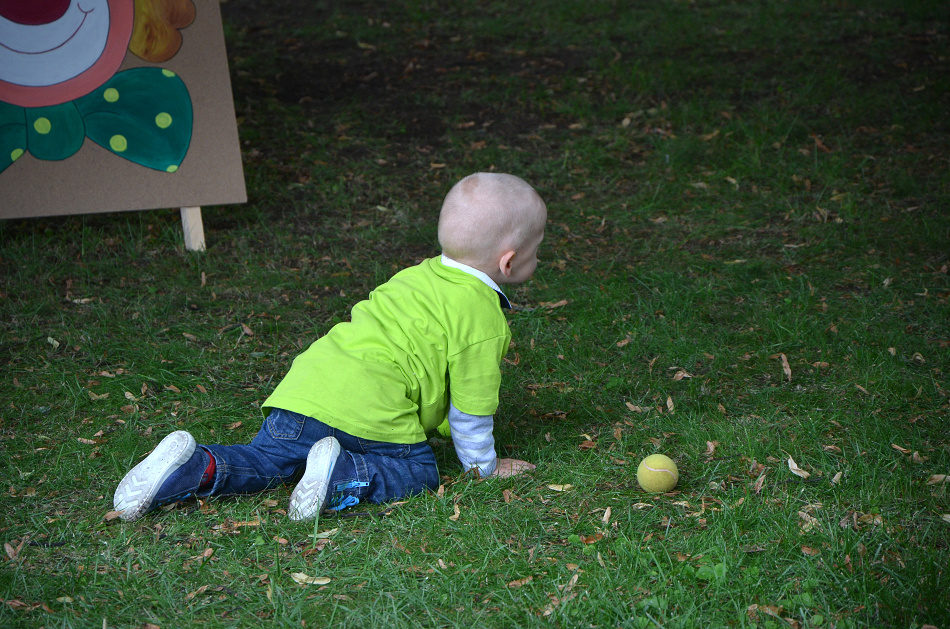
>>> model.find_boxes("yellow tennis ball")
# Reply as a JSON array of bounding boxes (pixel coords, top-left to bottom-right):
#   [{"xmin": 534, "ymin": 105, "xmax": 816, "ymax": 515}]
[
  {"xmin": 436, "ymin": 419, "xmax": 451, "ymax": 437},
  {"xmin": 637, "ymin": 454, "xmax": 679, "ymax": 493}
]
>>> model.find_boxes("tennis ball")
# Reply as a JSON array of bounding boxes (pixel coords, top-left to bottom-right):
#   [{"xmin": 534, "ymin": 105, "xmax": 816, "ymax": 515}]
[
  {"xmin": 637, "ymin": 454, "xmax": 679, "ymax": 493},
  {"xmin": 436, "ymin": 419, "xmax": 451, "ymax": 437}
]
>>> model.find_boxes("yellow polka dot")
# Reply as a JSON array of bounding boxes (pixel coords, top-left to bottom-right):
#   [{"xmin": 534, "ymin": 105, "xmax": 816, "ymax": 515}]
[
  {"xmin": 166, "ymin": 165, "xmax": 179, "ymax": 173},
  {"xmin": 110, "ymin": 135, "xmax": 128, "ymax": 152},
  {"xmin": 162, "ymin": 69, "xmax": 176, "ymax": 78},
  {"xmin": 34, "ymin": 118, "xmax": 52, "ymax": 134},
  {"xmin": 11, "ymin": 148, "xmax": 24, "ymax": 161},
  {"xmin": 104, "ymin": 88, "xmax": 120, "ymax": 102},
  {"xmin": 155, "ymin": 112, "xmax": 173, "ymax": 129}
]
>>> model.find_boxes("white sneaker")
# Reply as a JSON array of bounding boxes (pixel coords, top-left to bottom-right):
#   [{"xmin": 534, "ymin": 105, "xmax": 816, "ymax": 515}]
[
  {"xmin": 288, "ymin": 436, "xmax": 341, "ymax": 521},
  {"xmin": 113, "ymin": 431, "xmax": 197, "ymax": 522}
]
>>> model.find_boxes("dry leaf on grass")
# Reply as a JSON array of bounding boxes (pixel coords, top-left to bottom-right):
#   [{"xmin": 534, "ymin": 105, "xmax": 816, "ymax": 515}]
[
  {"xmin": 778, "ymin": 353, "xmax": 792, "ymax": 381},
  {"xmin": 507, "ymin": 576, "xmax": 533, "ymax": 588},
  {"xmin": 927, "ymin": 474, "xmax": 948, "ymax": 485},
  {"xmin": 787, "ymin": 455, "xmax": 811, "ymax": 479},
  {"xmin": 547, "ymin": 484, "xmax": 573, "ymax": 492},
  {"xmin": 449, "ymin": 503, "xmax": 461, "ymax": 521},
  {"xmin": 798, "ymin": 511, "xmax": 819, "ymax": 533},
  {"xmin": 291, "ymin": 572, "xmax": 331, "ymax": 586}
]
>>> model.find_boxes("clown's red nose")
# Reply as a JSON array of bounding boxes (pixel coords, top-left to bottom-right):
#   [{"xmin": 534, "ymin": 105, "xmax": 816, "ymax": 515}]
[{"xmin": 0, "ymin": 0, "xmax": 72, "ymax": 25}]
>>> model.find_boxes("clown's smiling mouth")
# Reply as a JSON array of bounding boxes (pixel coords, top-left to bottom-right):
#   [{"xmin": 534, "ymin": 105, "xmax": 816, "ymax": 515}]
[{"xmin": 0, "ymin": 5, "xmax": 93, "ymax": 55}]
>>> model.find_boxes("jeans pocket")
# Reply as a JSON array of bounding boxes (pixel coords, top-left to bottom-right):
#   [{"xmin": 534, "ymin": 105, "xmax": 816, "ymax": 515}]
[
  {"xmin": 265, "ymin": 408, "xmax": 306, "ymax": 441},
  {"xmin": 355, "ymin": 437, "xmax": 411, "ymax": 459}
]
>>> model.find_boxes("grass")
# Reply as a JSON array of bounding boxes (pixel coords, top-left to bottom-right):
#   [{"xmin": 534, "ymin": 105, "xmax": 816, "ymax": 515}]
[{"xmin": 1, "ymin": 0, "xmax": 948, "ymax": 627}]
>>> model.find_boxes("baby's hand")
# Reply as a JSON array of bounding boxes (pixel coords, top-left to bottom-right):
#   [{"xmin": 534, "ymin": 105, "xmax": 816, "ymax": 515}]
[{"xmin": 492, "ymin": 458, "xmax": 536, "ymax": 478}]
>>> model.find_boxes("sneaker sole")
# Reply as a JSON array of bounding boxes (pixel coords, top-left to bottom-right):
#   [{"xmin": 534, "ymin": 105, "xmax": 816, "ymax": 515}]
[
  {"xmin": 113, "ymin": 431, "xmax": 197, "ymax": 521},
  {"xmin": 288, "ymin": 436, "xmax": 341, "ymax": 521}
]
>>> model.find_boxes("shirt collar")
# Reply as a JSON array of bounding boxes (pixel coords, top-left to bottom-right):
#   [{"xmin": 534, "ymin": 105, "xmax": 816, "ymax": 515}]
[{"xmin": 440, "ymin": 254, "xmax": 511, "ymax": 309}]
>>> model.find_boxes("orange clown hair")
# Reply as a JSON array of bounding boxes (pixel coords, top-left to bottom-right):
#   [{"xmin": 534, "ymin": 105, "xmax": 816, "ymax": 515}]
[{"xmin": 130, "ymin": 0, "xmax": 196, "ymax": 63}]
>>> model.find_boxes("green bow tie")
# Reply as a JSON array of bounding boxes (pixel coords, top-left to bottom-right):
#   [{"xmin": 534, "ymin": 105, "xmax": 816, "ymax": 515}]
[{"xmin": 1, "ymin": 67, "xmax": 193, "ymax": 173}]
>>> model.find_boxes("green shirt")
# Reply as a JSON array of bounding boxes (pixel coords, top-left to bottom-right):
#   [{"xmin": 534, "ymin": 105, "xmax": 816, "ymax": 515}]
[{"xmin": 262, "ymin": 257, "xmax": 511, "ymax": 444}]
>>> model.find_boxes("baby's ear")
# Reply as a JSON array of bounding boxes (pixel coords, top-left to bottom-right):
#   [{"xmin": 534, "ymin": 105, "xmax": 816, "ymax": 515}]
[{"xmin": 498, "ymin": 250, "xmax": 516, "ymax": 278}]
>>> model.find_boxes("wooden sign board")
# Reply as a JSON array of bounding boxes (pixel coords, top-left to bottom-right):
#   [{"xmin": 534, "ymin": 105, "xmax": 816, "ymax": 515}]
[{"xmin": 0, "ymin": 0, "xmax": 246, "ymax": 248}]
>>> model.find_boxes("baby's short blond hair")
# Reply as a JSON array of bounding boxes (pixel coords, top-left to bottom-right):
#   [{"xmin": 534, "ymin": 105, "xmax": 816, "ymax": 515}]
[{"xmin": 438, "ymin": 173, "xmax": 545, "ymax": 268}]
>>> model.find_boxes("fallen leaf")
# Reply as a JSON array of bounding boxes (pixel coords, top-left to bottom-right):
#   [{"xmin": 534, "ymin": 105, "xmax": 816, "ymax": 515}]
[
  {"xmin": 891, "ymin": 444, "xmax": 911, "ymax": 455},
  {"xmin": 822, "ymin": 445, "xmax": 842, "ymax": 453},
  {"xmin": 291, "ymin": 572, "xmax": 331, "ymax": 586},
  {"xmin": 857, "ymin": 513, "xmax": 883, "ymax": 526},
  {"xmin": 104, "ymin": 510, "xmax": 123, "ymax": 521},
  {"xmin": 227, "ymin": 421, "xmax": 243, "ymax": 430},
  {"xmin": 164, "ymin": 384, "xmax": 181, "ymax": 393},
  {"xmin": 547, "ymin": 484, "xmax": 573, "ymax": 492},
  {"xmin": 666, "ymin": 396, "xmax": 675, "ymax": 413},
  {"xmin": 77, "ymin": 438, "xmax": 96, "ymax": 445},
  {"xmin": 185, "ymin": 584, "xmax": 209, "ymax": 600},
  {"xmin": 507, "ymin": 576, "xmax": 533, "ymax": 588},
  {"xmin": 831, "ymin": 472, "xmax": 843, "ymax": 485},
  {"xmin": 926, "ymin": 474, "xmax": 948, "ymax": 485},
  {"xmin": 801, "ymin": 545, "xmax": 820, "ymax": 556},
  {"xmin": 941, "ymin": 515, "xmax": 950, "ymax": 525},
  {"xmin": 313, "ymin": 528, "xmax": 338, "ymax": 540},
  {"xmin": 578, "ymin": 440, "xmax": 597, "ymax": 450},
  {"xmin": 449, "ymin": 503, "xmax": 461, "ymax": 521},
  {"xmin": 182, "ymin": 333, "xmax": 198, "ymax": 341},
  {"xmin": 778, "ymin": 353, "xmax": 792, "ymax": 381},
  {"xmin": 602, "ymin": 507, "xmax": 612, "ymax": 525},
  {"xmin": 787, "ymin": 455, "xmax": 811, "ymax": 479},
  {"xmin": 580, "ymin": 533, "xmax": 603, "ymax": 544},
  {"xmin": 241, "ymin": 323, "xmax": 254, "ymax": 336},
  {"xmin": 798, "ymin": 511, "xmax": 819, "ymax": 532},
  {"xmin": 704, "ymin": 441, "xmax": 718, "ymax": 459},
  {"xmin": 625, "ymin": 402, "xmax": 649, "ymax": 413},
  {"xmin": 87, "ymin": 391, "xmax": 109, "ymax": 401}
]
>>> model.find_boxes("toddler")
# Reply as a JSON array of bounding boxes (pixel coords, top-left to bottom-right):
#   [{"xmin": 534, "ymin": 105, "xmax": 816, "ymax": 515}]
[{"xmin": 114, "ymin": 172, "xmax": 546, "ymax": 521}]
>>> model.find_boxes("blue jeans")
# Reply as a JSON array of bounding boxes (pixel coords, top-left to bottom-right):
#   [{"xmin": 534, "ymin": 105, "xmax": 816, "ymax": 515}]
[{"xmin": 200, "ymin": 408, "xmax": 440, "ymax": 510}]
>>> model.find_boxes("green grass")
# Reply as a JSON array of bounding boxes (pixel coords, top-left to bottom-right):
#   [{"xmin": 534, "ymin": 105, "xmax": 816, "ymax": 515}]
[{"xmin": 1, "ymin": 0, "xmax": 948, "ymax": 627}]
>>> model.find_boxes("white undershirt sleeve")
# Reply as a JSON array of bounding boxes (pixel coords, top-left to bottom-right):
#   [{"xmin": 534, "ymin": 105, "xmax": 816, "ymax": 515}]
[{"xmin": 447, "ymin": 400, "xmax": 497, "ymax": 477}]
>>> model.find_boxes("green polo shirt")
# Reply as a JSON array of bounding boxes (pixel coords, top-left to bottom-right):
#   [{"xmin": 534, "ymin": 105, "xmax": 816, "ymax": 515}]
[{"xmin": 262, "ymin": 257, "xmax": 511, "ymax": 444}]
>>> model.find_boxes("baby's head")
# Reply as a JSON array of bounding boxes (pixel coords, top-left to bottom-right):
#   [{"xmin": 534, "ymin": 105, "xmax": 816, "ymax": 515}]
[{"xmin": 438, "ymin": 173, "xmax": 547, "ymax": 284}]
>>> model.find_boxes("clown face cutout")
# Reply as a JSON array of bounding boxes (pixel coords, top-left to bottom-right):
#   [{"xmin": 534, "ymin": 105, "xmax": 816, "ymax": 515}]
[
  {"xmin": 0, "ymin": 0, "xmax": 194, "ymax": 173},
  {"xmin": 0, "ymin": 0, "xmax": 135, "ymax": 107}
]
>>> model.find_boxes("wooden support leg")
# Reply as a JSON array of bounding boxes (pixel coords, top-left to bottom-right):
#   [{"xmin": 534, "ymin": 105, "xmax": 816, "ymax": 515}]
[{"xmin": 180, "ymin": 206, "xmax": 206, "ymax": 252}]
